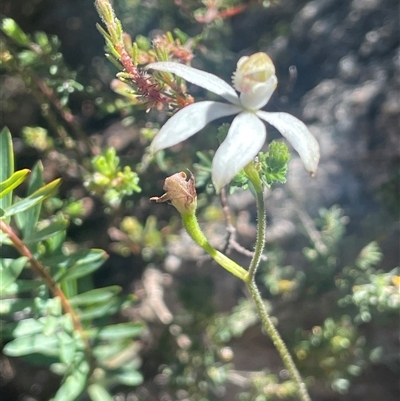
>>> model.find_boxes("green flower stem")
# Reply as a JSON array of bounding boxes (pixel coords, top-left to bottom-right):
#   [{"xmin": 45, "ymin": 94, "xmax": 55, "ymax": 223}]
[
  {"xmin": 243, "ymin": 162, "xmax": 311, "ymax": 401},
  {"xmin": 247, "ymin": 279, "xmax": 311, "ymax": 401},
  {"xmin": 178, "ymin": 164, "xmax": 310, "ymax": 401},
  {"xmin": 244, "ymin": 163, "xmax": 266, "ymax": 280},
  {"xmin": 181, "ymin": 211, "xmax": 248, "ymax": 281}
]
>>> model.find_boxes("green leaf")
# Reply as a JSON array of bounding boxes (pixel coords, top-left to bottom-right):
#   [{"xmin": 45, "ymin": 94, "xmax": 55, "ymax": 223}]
[
  {"xmin": 42, "ymin": 315, "xmax": 59, "ymax": 336},
  {"xmin": 18, "ymin": 49, "xmax": 40, "ymax": 67},
  {"xmin": 15, "ymin": 161, "xmax": 45, "ymax": 237},
  {"xmin": 0, "ymin": 298, "xmax": 33, "ymax": 315},
  {"xmin": 24, "ymin": 219, "xmax": 69, "ymax": 244},
  {"xmin": 3, "ymin": 334, "xmax": 59, "ymax": 357},
  {"xmin": 55, "ymin": 249, "xmax": 107, "ymax": 281},
  {"xmin": 6, "ymin": 318, "xmax": 44, "ymax": 337},
  {"xmin": 3, "ymin": 178, "xmax": 61, "ymax": 217},
  {"xmin": 0, "ymin": 127, "xmax": 14, "ymax": 212},
  {"xmin": 41, "ymin": 251, "xmax": 86, "ymax": 269},
  {"xmin": 0, "ymin": 169, "xmax": 30, "ymax": 199},
  {"xmin": 78, "ymin": 298, "xmax": 121, "ymax": 321},
  {"xmin": 44, "ymin": 229, "xmax": 66, "ymax": 255},
  {"xmin": 0, "ymin": 257, "xmax": 28, "ymax": 291},
  {"xmin": 60, "ymin": 312, "xmax": 74, "ymax": 334},
  {"xmin": 57, "ymin": 331, "xmax": 76, "ymax": 365},
  {"xmin": 116, "ymin": 370, "xmax": 143, "ymax": 386},
  {"xmin": 93, "ymin": 341, "xmax": 126, "ymax": 362},
  {"xmin": 1, "ymin": 279, "xmax": 42, "ymax": 296},
  {"xmin": 0, "ymin": 230, "xmax": 10, "ymax": 244},
  {"xmin": 69, "ymin": 286, "xmax": 121, "ymax": 306},
  {"xmin": 53, "ymin": 360, "xmax": 89, "ymax": 401},
  {"xmin": 87, "ymin": 384, "xmax": 114, "ymax": 401},
  {"xmin": 1, "ymin": 18, "xmax": 31, "ymax": 46},
  {"xmin": 85, "ymin": 322, "xmax": 144, "ymax": 341}
]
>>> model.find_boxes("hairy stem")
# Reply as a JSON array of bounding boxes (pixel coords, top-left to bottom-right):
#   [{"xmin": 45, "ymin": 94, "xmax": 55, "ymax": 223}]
[
  {"xmin": 244, "ymin": 163, "xmax": 266, "ymax": 280},
  {"xmin": 247, "ymin": 279, "xmax": 311, "ymax": 401},
  {"xmin": 243, "ymin": 162, "xmax": 311, "ymax": 400},
  {"xmin": 247, "ymin": 189, "xmax": 266, "ymax": 280}
]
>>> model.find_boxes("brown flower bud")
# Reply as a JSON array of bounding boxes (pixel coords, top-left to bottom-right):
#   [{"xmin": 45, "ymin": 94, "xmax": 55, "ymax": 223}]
[{"xmin": 150, "ymin": 170, "xmax": 197, "ymax": 215}]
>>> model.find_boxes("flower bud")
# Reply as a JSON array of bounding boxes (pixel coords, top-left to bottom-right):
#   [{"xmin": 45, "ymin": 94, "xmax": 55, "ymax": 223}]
[
  {"xmin": 150, "ymin": 171, "xmax": 197, "ymax": 215},
  {"xmin": 232, "ymin": 52, "xmax": 278, "ymax": 110}
]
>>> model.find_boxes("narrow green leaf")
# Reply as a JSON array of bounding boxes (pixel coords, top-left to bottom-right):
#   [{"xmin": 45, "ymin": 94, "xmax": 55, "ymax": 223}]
[
  {"xmin": 0, "ymin": 230, "xmax": 11, "ymax": 245},
  {"xmin": 4, "ymin": 195, "xmax": 42, "ymax": 218},
  {"xmin": 24, "ymin": 219, "xmax": 69, "ymax": 244},
  {"xmin": 15, "ymin": 161, "xmax": 45, "ymax": 237},
  {"xmin": 41, "ymin": 251, "xmax": 89, "ymax": 269},
  {"xmin": 0, "ymin": 298, "xmax": 33, "ymax": 315},
  {"xmin": 3, "ymin": 178, "xmax": 61, "ymax": 217},
  {"xmin": 53, "ymin": 361, "xmax": 89, "ymax": 401},
  {"xmin": 44, "ymin": 229, "xmax": 66, "ymax": 255},
  {"xmin": 42, "ymin": 315, "xmax": 59, "ymax": 336},
  {"xmin": 85, "ymin": 322, "xmax": 144, "ymax": 341},
  {"xmin": 58, "ymin": 313, "xmax": 74, "ymax": 335},
  {"xmin": 18, "ymin": 49, "xmax": 40, "ymax": 67},
  {"xmin": 1, "ymin": 18, "xmax": 31, "ymax": 46},
  {"xmin": 57, "ymin": 331, "xmax": 76, "ymax": 365},
  {"xmin": 1, "ymin": 279, "xmax": 42, "ymax": 296},
  {"xmin": 87, "ymin": 384, "xmax": 114, "ymax": 401},
  {"xmin": 69, "ymin": 286, "xmax": 121, "ymax": 306},
  {"xmin": 57, "ymin": 249, "xmax": 107, "ymax": 281},
  {"xmin": 93, "ymin": 341, "xmax": 126, "ymax": 362},
  {"xmin": 0, "ymin": 169, "xmax": 30, "ymax": 199},
  {"xmin": 3, "ymin": 334, "xmax": 59, "ymax": 357},
  {"xmin": 27, "ymin": 161, "xmax": 45, "ymax": 195},
  {"xmin": 60, "ymin": 277, "xmax": 77, "ymax": 299},
  {"xmin": 78, "ymin": 299, "xmax": 120, "ymax": 321},
  {"xmin": 0, "ymin": 257, "xmax": 28, "ymax": 291},
  {"xmin": 50, "ymin": 362, "xmax": 68, "ymax": 376},
  {"xmin": 0, "ymin": 127, "xmax": 14, "ymax": 212},
  {"xmin": 116, "ymin": 370, "xmax": 143, "ymax": 386},
  {"xmin": 7, "ymin": 318, "xmax": 43, "ymax": 337}
]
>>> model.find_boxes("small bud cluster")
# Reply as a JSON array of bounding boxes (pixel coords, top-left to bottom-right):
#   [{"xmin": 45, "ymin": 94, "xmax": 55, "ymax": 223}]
[{"xmin": 95, "ymin": 0, "xmax": 194, "ymax": 111}]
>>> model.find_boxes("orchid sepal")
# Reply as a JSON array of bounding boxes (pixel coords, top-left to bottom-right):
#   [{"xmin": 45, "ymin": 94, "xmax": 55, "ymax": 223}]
[
  {"xmin": 212, "ymin": 112, "xmax": 266, "ymax": 193},
  {"xmin": 150, "ymin": 101, "xmax": 241, "ymax": 153},
  {"xmin": 256, "ymin": 111, "xmax": 320, "ymax": 176},
  {"xmin": 146, "ymin": 62, "xmax": 241, "ymax": 106}
]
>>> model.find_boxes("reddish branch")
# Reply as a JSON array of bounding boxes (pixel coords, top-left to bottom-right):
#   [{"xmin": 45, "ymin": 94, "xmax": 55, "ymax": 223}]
[{"xmin": 0, "ymin": 220, "xmax": 95, "ymax": 368}]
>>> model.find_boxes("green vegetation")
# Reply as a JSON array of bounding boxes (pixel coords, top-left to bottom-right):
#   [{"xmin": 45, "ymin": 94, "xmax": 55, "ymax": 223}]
[{"xmin": 1, "ymin": 2, "xmax": 398, "ymax": 400}]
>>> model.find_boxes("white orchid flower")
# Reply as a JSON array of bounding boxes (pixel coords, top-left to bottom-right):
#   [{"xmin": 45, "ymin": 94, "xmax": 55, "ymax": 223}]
[{"xmin": 147, "ymin": 52, "xmax": 320, "ymax": 193}]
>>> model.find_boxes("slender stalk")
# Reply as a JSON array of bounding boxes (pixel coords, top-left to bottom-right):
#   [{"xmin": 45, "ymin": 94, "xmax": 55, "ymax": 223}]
[
  {"xmin": 244, "ymin": 163, "xmax": 266, "ymax": 280},
  {"xmin": 181, "ymin": 211, "xmax": 248, "ymax": 281},
  {"xmin": 247, "ymin": 189, "xmax": 266, "ymax": 280},
  {"xmin": 243, "ymin": 162, "xmax": 311, "ymax": 400},
  {"xmin": 154, "ymin": 167, "xmax": 311, "ymax": 400},
  {"xmin": 247, "ymin": 279, "xmax": 311, "ymax": 401},
  {"xmin": 181, "ymin": 205, "xmax": 311, "ymax": 400}
]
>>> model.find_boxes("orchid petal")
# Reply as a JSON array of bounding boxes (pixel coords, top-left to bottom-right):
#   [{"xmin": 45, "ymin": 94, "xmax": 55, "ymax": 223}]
[
  {"xmin": 150, "ymin": 101, "xmax": 241, "ymax": 153},
  {"xmin": 257, "ymin": 111, "xmax": 320, "ymax": 175},
  {"xmin": 147, "ymin": 62, "xmax": 240, "ymax": 106},
  {"xmin": 212, "ymin": 112, "xmax": 266, "ymax": 192},
  {"xmin": 240, "ymin": 75, "xmax": 277, "ymax": 110}
]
